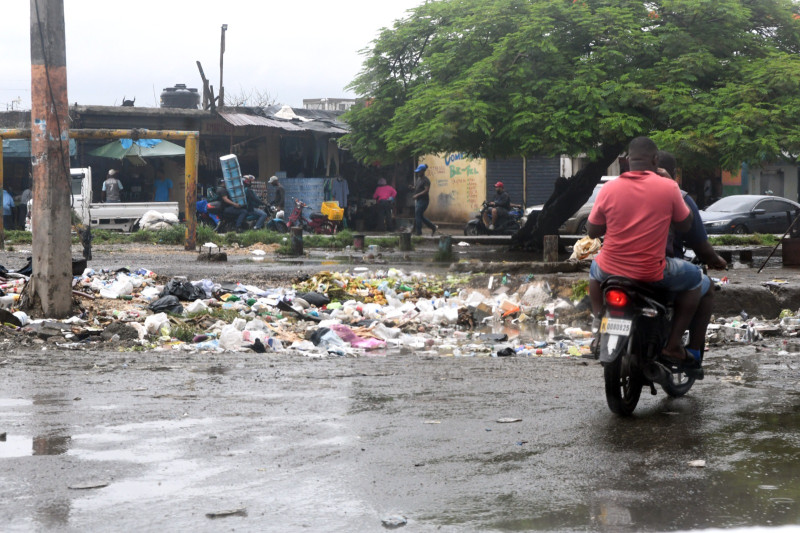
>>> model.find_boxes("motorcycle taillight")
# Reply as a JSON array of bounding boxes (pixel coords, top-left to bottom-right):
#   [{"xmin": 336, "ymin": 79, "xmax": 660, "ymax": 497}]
[{"xmin": 605, "ymin": 289, "xmax": 629, "ymax": 307}]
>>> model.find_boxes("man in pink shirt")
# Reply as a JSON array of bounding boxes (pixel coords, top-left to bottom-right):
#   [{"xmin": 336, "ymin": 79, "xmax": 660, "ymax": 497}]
[
  {"xmin": 587, "ymin": 136, "xmax": 702, "ymax": 367},
  {"xmin": 373, "ymin": 178, "xmax": 398, "ymax": 231}
]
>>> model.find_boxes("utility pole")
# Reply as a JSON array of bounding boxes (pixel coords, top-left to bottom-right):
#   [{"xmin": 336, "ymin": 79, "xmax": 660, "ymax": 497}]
[
  {"xmin": 28, "ymin": 0, "xmax": 72, "ymax": 317},
  {"xmin": 219, "ymin": 24, "xmax": 227, "ymax": 108}
]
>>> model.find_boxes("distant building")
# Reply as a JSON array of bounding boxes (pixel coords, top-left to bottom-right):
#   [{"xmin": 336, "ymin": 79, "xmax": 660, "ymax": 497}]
[{"xmin": 303, "ymin": 98, "xmax": 355, "ymax": 112}]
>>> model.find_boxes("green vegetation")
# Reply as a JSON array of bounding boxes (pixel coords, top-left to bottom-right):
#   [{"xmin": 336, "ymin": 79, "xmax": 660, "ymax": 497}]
[
  {"xmin": 571, "ymin": 279, "xmax": 589, "ymax": 301},
  {"xmin": 343, "ymin": 0, "xmax": 800, "ymax": 247},
  {"xmin": 708, "ymin": 234, "xmax": 780, "ymax": 247}
]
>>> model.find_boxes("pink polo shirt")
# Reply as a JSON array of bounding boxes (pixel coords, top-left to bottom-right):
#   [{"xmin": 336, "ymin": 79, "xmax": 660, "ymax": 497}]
[{"xmin": 588, "ymin": 171, "xmax": 690, "ymax": 282}]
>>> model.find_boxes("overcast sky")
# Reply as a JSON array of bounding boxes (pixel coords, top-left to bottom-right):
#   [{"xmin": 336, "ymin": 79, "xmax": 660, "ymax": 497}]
[{"xmin": 1, "ymin": 0, "xmax": 424, "ymax": 110}]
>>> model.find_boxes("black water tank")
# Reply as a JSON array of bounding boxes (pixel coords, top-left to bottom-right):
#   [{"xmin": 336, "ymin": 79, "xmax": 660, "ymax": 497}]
[{"xmin": 160, "ymin": 84, "xmax": 200, "ymax": 109}]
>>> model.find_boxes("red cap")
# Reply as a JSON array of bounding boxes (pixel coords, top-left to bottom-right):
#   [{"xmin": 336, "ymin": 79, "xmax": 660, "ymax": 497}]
[{"xmin": 494, "ymin": 181, "xmax": 504, "ymax": 188}]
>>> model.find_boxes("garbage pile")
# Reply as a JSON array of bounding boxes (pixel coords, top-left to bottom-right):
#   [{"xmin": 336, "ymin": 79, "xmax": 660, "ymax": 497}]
[{"xmin": 1, "ymin": 265, "xmax": 799, "ymax": 358}]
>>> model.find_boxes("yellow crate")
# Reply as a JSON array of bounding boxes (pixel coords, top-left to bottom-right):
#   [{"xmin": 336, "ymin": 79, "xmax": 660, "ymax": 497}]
[
  {"xmin": 327, "ymin": 207, "xmax": 344, "ymax": 221},
  {"xmin": 321, "ymin": 201, "xmax": 340, "ymax": 216}
]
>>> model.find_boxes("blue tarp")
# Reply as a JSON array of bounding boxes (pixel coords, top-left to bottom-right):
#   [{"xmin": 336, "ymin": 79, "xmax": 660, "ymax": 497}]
[
  {"xmin": 119, "ymin": 138, "xmax": 162, "ymax": 149},
  {"xmin": 2, "ymin": 138, "xmax": 77, "ymax": 158}
]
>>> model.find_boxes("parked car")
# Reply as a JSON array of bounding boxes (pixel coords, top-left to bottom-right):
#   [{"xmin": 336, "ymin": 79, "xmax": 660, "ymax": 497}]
[
  {"xmin": 524, "ymin": 176, "xmax": 617, "ymax": 234},
  {"xmin": 700, "ymin": 195, "xmax": 800, "ymax": 234}
]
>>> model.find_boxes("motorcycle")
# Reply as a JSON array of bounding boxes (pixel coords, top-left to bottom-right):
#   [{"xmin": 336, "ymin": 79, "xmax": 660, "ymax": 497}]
[
  {"xmin": 464, "ymin": 202, "xmax": 523, "ymax": 236},
  {"xmin": 288, "ymin": 198, "xmax": 338, "ymax": 235},
  {"xmin": 197, "ymin": 199, "xmax": 288, "ymax": 233},
  {"xmin": 597, "ymin": 275, "xmax": 701, "ymax": 416}
]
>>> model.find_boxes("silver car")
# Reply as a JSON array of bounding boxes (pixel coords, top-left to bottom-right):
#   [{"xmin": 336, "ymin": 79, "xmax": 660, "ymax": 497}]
[{"xmin": 525, "ymin": 176, "xmax": 616, "ymax": 234}]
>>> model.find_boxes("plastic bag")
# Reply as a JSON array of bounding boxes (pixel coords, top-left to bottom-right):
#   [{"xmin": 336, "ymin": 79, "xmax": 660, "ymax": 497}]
[
  {"xmin": 148, "ymin": 295, "xmax": 184, "ymax": 315},
  {"xmin": 161, "ymin": 278, "xmax": 206, "ymax": 301},
  {"xmin": 569, "ymin": 237, "xmax": 602, "ymax": 261}
]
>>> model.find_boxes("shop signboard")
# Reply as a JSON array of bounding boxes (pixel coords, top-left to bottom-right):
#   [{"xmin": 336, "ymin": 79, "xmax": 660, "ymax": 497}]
[{"xmin": 419, "ymin": 153, "xmax": 486, "ymax": 223}]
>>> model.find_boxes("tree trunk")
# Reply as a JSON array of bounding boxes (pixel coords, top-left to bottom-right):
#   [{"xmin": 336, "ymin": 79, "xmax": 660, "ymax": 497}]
[{"xmin": 512, "ymin": 142, "xmax": 626, "ymax": 250}]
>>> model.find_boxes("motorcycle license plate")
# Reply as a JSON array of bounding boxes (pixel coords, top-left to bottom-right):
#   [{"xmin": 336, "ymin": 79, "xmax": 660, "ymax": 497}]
[{"xmin": 600, "ymin": 317, "xmax": 631, "ymax": 335}]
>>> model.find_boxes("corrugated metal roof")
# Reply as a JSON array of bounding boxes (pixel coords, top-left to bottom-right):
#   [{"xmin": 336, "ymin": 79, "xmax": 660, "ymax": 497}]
[{"xmin": 217, "ymin": 111, "xmax": 306, "ymax": 131}]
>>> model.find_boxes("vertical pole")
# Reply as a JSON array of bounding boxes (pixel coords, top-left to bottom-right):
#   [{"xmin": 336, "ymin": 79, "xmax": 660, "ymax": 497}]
[
  {"xmin": 0, "ymin": 139, "xmax": 4, "ymax": 250},
  {"xmin": 29, "ymin": 0, "xmax": 72, "ymax": 317},
  {"xmin": 184, "ymin": 134, "xmax": 198, "ymax": 250},
  {"xmin": 290, "ymin": 226, "xmax": 303, "ymax": 256},
  {"xmin": 543, "ymin": 235, "xmax": 559, "ymax": 263},
  {"xmin": 219, "ymin": 24, "xmax": 227, "ymax": 107}
]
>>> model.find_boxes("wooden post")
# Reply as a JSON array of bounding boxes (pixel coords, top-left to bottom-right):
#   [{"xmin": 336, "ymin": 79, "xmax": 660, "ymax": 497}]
[
  {"xmin": 438, "ymin": 235, "xmax": 452, "ymax": 254},
  {"xmin": 290, "ymin": 226, "xmax": 303, "ymax": 255},
  {"xmin": 184, "ymin": 134, "xmax": 198, "ymax": 250},
  {"xmin": 543, "ymin": 235, "xmax": 559, "ymax": 263},
  {"xmin": 398, "ymin": 232, "xmax": 412, "ymax": 251},
  {"xmin": 0, "ymin": 139, "xmax": 4, "ymax": 250},
  {"xmin": 29, "ymin": 0, "xmax": 72, "ymax": 317},
  {"xmin": 353, "ymin": 234, "xmax": 365, "ymax": 251}
]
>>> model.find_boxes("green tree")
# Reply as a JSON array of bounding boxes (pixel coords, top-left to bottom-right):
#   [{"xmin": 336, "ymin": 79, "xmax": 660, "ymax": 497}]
[{"xmin": 343, "ymin": 0, "xmax": 800, "ymax": 248}]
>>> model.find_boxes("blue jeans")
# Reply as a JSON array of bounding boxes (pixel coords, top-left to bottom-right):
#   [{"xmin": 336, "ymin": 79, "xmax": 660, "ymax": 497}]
[
  {"xmin": 590, "ymin": 257, "xmax": 705, "ymax": 294},
  {"xmin": 224, "ymin": 205, "xmax": 247, "ymax": 229},
  {"xmin": 414, "ymin": 198, "xmax": 435, "ymax": 235},
  {"xmin": 250, "ymin": 208, "xmax": 268, "ymax": 229}
]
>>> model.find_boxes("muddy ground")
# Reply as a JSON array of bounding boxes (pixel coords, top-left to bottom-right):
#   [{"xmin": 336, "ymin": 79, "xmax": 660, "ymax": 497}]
[{"xmin": 1, "ymin": 241, "xmax": 799, "ymax": 531}]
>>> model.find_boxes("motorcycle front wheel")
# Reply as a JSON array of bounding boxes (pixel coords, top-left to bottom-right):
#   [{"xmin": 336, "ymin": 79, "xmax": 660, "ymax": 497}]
[
  {"xmin": 269, "ymin": 221, "xmax": 289, "ymax": 234},
  {"xmin": 464, "ymin": 222, "xmax": 480, "ymax": 236},
  {"xmin": 604, "ymin": 352, "xmax": 643, "ymax": 416}
]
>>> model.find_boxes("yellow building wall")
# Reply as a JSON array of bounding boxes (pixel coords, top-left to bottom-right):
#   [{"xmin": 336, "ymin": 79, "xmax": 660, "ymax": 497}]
[{"xmin": 419, "ymin": 153, "xmax": 487, "ymax": 223}]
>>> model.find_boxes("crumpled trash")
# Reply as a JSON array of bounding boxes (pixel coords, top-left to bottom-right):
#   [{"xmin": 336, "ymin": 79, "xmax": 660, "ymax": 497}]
[
  {"xmin": 161, "ymin": 278, "xmax": 206, "ymax": 301},
  {"xmin": 330, "ymin": 324, "xmax": 385, "ymax": 350},
  {"xmin": 298, "ymin": 291, "xmax": 330, "ymax": 307},
  {"xmin": 144, "ymin": 313, "xmax": 171, "ymax": 335},
  {"xmin": 569, "ymin": 236, "xmax": 601, "ymax": 261},
  {"xmin": 148, "ymin": 295, "xmax": 184, "ymax": 315}
]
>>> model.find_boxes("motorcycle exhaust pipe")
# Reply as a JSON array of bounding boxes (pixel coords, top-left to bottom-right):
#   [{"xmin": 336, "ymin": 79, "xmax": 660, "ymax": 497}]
[{"xmin": 643, "ymin": 361, "xmax": 671, "ymax": 384}]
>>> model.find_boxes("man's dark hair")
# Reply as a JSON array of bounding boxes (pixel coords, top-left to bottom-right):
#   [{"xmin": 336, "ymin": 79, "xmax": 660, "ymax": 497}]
[
  {"xmin": 627, "ymin": 136, "xmax": 658, "ymax": 170},
  {"xmin": 657, "ymin": 150, "xmax": 677, "ymax": 179}
]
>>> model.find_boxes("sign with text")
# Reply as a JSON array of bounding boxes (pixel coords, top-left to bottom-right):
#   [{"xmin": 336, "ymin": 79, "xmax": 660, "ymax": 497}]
[{"xmin": 419, "ymin": 153, "xmax": 486, "ymax": 222}]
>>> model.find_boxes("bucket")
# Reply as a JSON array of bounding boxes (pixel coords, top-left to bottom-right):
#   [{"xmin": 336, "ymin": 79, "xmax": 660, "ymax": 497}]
[{"xmin": 353, "ymin": 234, "xmax": 365, "ymax": 251}]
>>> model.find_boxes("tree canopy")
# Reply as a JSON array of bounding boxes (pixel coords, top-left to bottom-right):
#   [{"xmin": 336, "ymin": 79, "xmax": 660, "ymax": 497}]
[{"xmin": 342, "ymin": 0, "xmax": 800, "ymax": 246}]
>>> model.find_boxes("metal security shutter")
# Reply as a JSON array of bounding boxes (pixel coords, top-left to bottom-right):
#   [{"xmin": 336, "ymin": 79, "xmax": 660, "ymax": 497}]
[
  {"xmin": 525, "ymin": 155, "xmax": 560, "ymax": 206},
  {"xmin": 486, "ymin": 158, "xmax": 524, "ymax": 206}
]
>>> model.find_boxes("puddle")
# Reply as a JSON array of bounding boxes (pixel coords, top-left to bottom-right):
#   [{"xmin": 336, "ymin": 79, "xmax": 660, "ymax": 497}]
[{"xmin": 0, "ymin": 434, "xmax": 71, "ymax": 458}]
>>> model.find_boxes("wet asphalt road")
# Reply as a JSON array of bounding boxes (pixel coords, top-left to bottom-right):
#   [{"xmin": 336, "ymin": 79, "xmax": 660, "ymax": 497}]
[
  {"xmin": 1, "ymin": 243, "xmax": 800, "ymax": 531},
  {"xmin": 1, "ymin": 345, "xmax": 799, "ymax": 532}
]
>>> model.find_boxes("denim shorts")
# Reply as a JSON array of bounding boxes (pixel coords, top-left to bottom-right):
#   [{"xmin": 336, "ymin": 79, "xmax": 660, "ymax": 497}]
[{"xmin": 590, "ymin": 257, "xmax": 706, "ymax": 294}]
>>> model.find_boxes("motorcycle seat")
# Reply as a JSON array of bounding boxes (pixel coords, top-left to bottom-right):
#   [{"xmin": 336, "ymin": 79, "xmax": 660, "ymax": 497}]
[
  {"xmin": 602, "ymin": 275, "xmax": 672, "ymax": 303},
  {"xmin": 310, "ymin": 212, "xmax": 327, "ymax": 220}
]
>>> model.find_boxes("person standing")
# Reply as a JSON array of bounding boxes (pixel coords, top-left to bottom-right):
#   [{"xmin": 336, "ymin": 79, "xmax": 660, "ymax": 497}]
[
  {"xmin": 102, "ymin": 169, "xmax": 123, "ymax": 203},
  {"xmin": 411, "ymin": 164, "xmax": 438, "ymax": 235},
  {"xmin": 243, "ymin": 176, "xmax": 268, "ymax": 230},
  {"xmin": 18, "ymin": 180, "xmax": 32, "ymax": 229},
  {"xmin": 269, "ymin": 175, "xmax": 285, "ymax": 212},
  {"xmin": 153, "ymin": 171, "xmax": 173, "ymax": 202},
  {"xmin": 3, "ymin": 189, "xmax": 15, "ymax": 230},
  {"xmin": 373, "ymin": 178, "xmax": 397, "ymax": 231}
]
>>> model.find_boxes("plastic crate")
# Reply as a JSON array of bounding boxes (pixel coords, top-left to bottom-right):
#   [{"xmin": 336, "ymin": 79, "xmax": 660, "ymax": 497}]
[
  {"xmin": 326, "ymin": 207, "xmax": 344, "ymax": 221},
  {"xmin": 320, "ymin": 201, "xmax": 340, "ymax": 216}
]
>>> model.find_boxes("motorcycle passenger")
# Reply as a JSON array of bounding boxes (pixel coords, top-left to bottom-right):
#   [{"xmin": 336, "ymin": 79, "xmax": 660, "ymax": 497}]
[
  {"xmin": 216, "ymin": 180, "xmax": 247, "ymax": 232},
  {"xmin": 243, "ymin": 176, "xmax": 268, "ymax": 230},
  {"xmin": 587, "ymin": 136, "xmax": 702, "ymax": 369},
  {"xmin": 484, "ymin": 181, "xmax": 511, "ymax": 231},
  {"xmin": 373, "ymin": 178, "xmax": 397, "ymax": 231},
  {"xmin": 658, "ymin": 150, "xmax": 727, "ymax": 364},
  {"xmin": 269, "ymin": 175, "xmax": 285, "ymax": 212}
]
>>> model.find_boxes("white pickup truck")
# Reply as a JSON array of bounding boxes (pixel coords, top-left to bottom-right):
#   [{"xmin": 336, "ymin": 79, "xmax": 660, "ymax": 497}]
[{"xmin": 70, "ymin": 167, "xmax": 180, "ymax": 231}]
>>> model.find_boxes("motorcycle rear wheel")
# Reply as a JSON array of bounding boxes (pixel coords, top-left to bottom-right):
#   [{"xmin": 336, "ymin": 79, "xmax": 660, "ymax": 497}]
[
  {"xmin": 270, "ymin": 221, "xmax": 289, "ymax": 234},
  {"xmin": 661, "ymin": 369, "xmax": 696, "ymax": 397},
  {"xmin": 604, "ymin": 352, "xmax": 643, "ymax": 416},
  {"xmin": 464, "ymin": 223, "xmax": 480, "ymax": 236}
]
